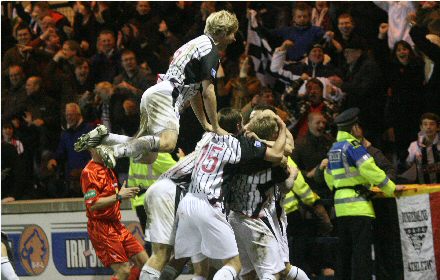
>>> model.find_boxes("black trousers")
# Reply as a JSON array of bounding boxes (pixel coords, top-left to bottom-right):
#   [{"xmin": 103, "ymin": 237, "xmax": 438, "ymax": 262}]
[
  {"xmin": 336, "ymin": 216, "xmax": 373, "ymax": 280},
  {"xmin": 287, "ymin": 211, "xmax": 336, "ymax": 276},
  {"xmin": 135, "ymin": 205, "xmax": 151, "ymax": 255},
  {"xmin": 372, "ymin": 199, "xmax": 403, "ymax": 280}
]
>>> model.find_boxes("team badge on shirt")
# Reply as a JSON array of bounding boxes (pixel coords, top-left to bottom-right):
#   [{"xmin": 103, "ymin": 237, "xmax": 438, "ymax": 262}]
[
  {"xmin": 211, "ymin": 68, "xmax": 216, "ymax": 78},
  {"xmin": 254, "ymin": 141, "xmax": 262, "ymax": 148}
]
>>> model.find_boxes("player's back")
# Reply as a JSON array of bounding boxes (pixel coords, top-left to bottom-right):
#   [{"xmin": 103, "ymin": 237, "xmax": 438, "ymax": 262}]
[
  {"xmin": 164, "ymin": 34, "xmax": 217, "ymax": 85},
  {"xmin": 229, "ymin": 167, "xmax": 275, "ymax": 218},
  {"xmin": 159, "ymin": 151, "xmax": 197, "ymax": 188},
  {"xmin": 159, "ymin": 132, "xmax": 214, "ymax": 189},
  {"xmin": 189, "ymin": 133, "xmax": 242, "ymax": 199},
  {"xmin": 229, "ymin": 162, "xmax": 289, "ymax": 217},
  {"xmin": 163, "ymin": 34, "xmax": 219, "ymax": 113}
]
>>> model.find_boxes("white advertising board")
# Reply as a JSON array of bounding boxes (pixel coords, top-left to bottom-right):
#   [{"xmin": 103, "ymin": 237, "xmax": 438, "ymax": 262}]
[{"xmin": 2, "ymin": 209, "xmax": 143, "ymax": 279}]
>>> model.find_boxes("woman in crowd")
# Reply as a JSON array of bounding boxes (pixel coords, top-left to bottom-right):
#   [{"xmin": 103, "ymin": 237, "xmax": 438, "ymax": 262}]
[{"xmin": 385, "ymin": 40, "xmax": 425, "ymax": 164}]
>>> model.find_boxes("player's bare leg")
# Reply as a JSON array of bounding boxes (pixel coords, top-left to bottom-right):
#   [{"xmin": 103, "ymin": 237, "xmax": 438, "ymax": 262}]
[
  {"xmin": 129, "ymin": 251, "xmax": 149, "ymax": 280},
  {"xmin": 149, "ymin": 243, "xmax": 173, "ymax": 271},
  {"xmin": 110, "ymin": 262, "xmax": 132, "ymax": 280},
  {"xmin": 132, "ymin": 251, "xmax": 149, "ymax": 268},
  {"xmin": 282, "ymin": 263, "xmax": 310, "ymax": 280},
  {"xmin": 241, "ymin": 270, "xmax": 257, "ymax": 280},
  {"xmin": 141, "ymin": 244, "xmax": 193, "ymax": 280},
  {"xmin": 159, "ymin": 256, "xmax": 189, "ymax": 280},
  {"xmin": 213, "ymin": 255, "xmax": 241, "ymax": 280},
  {"xmin": 157, "ymin": 130, "xmax": 178, "ymax": 153},
  {"xmin": 192, "ymin": 254, "xmax": 210, "ymax": 279}
]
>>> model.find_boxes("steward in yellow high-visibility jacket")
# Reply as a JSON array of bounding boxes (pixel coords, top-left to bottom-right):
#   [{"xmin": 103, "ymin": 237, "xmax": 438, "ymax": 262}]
[
  {"xmin": 128, "ymin": 153, "xmax": 176, "ymax": 232},
  {"xmin": 324, "ymin": 108, "xmax": 396, "ymax": 280},
  {"xmin": 282, "ymin": 158, "xmax": 320, "ymax": 214}
]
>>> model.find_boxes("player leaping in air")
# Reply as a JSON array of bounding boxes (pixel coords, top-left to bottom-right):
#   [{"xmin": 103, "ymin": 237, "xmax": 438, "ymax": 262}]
[{"xmin": 74, "ymin": 10, "xmax": 239, "ymax": 168}]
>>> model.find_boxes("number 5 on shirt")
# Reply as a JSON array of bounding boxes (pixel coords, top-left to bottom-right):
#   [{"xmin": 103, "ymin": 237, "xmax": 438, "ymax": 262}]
[{"xmin": 197, "ymin": 146, "xmax": 224, "ymax": 173}]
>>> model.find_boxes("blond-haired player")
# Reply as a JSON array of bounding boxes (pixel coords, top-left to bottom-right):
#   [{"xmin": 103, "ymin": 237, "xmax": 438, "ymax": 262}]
[{"xmin": 74, "ymin": 10, "xmax": 239, "ymax": 168}]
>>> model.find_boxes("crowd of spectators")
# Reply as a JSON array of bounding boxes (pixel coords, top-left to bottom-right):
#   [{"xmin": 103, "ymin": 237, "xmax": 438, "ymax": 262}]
[
  {"xmin": 1, "ymin": 1, "xmax": 439, "ymax": 279},
  {"xmin": 1, "ymin": 0, "xmax": 439, "ymax": 202}
]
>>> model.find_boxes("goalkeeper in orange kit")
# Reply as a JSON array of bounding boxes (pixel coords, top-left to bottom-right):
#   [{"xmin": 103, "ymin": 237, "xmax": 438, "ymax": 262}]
[{"xmin": 81, "ymin": 147, "xmax": 151, "ymax": 280}]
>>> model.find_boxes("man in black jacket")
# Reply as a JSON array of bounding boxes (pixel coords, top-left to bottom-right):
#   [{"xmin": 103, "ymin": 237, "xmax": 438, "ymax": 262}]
[
  {"xmin": 410, "ymin": 21, "xmax": 440, "ymax": 115},
  {"xmin": 341, "ymin": 39, "xmax": 386, "ymax": 145}
]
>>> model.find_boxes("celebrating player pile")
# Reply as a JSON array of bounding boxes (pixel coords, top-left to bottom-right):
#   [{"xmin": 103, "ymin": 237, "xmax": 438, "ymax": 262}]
[{"xmin": 77, "ymin": 9, "xmax": 312, "ymax": 280}]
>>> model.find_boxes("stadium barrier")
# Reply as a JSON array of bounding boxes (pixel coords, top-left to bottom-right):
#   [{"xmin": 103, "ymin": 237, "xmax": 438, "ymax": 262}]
[
  {"xmin": 1, "ymin": 185, "xmax": 440, "ymax": 279},
  {"xmin": 2, "ymin": 198, "xmax": 142, "ymax": 279}
]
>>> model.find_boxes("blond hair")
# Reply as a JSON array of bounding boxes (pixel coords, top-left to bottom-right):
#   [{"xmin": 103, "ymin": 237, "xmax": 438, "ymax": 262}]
[
  {"xmin": 247, "ymin": 110, "xmax": 279, "ymax": 140},
  {"xmin": 204, "ymin": 10, "xmax": 239, "ymax": 37},
  {"xmin": 65, "ymin": 102, "xmax": 81, "ymax": 115}
]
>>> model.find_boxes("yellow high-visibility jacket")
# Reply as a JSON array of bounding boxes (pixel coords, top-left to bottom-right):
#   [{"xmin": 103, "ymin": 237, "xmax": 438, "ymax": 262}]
[
  {"xmin": 282, "ymin": 157, "xmax": 320, "ymax": 214},
  {"xmin": 128, "ymin": 153, "xmax": 176, "ymax": 208},
  {"xmin": 324, "ymin": 131, "xmax": 396, "ymax": 217}
]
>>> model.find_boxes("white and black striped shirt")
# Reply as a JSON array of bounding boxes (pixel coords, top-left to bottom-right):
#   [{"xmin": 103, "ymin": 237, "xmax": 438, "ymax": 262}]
[
  {"xmin": 189, "ymin": 134, "xmax": 267, "ymax": 200},
  {"xmin": 159, "ymin": 152, "xmax": 196, "ymax": 189},
  {"xmin": 159, "ymin": 133, "xmax": 214, "ymax": 189},
  {"xmin": 229, "ymin": 166, "xmax": 289, "ymax": 218},
  {"xmin": 163, "ymin": 34, "xmax": 219, "ymax": 113}
]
